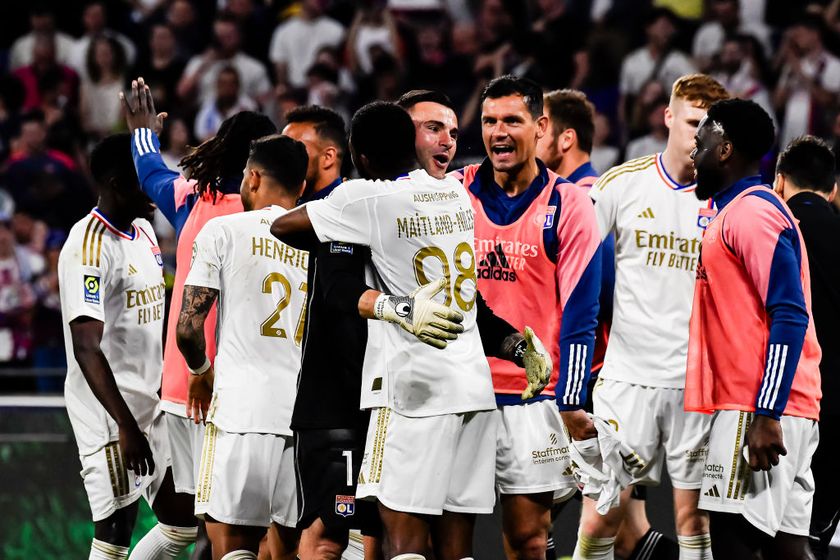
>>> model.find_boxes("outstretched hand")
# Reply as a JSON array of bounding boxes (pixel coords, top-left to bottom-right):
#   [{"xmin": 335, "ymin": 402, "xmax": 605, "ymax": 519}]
[{"xmin": 120, "ymin": 77, "xmax": 168, "ymax": 135}]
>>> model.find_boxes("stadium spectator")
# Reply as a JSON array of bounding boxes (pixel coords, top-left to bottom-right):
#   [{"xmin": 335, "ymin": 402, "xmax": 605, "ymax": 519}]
[
  {"xmin": 69, "ymin": 1, "xmax": 137, "ymax": 78},
  {"xmin": 178, "ymin": 12, "xmax": 270, "ymax": 105},
  {"xmin": 12, "ymin": 33, "xmax": 80, "ymax": 113},
  {"xmin": 590, "ymin": 111, "xmax": 620, "ymax": 172},
  {"xmin": 159, "ymin": 116, "xmax": 192, "ymax": 171},
  {"xmin": 0, "ymin": 207, "xmax": 40, "ymax": 368},
  {"xmin": 346, "ymin": 3, "xmax": 400, "ymax": 79},
  {"xmin": 774, "ymin": 15, "xmax": 840, "ymax": 150},
  {"xmin": 193, "ymin": 66, "xmax": 257, "ymax": 141},
  {"xmin": 619, "ymin": 8, "xmax": 695, "ymax": 123},
  {"xmin": 80, "ymin": 35, "xmax": 128, "ymax": 139},
  {"xmin": 269, "ymin": 0, "xmax": 345, "ymax": 89},
  {"xmin": 164, "ymin": 0, "xmax": 205, "ymax": 61},
  {"xmin": 131, "ymin": 24, "xmax": 186, "ymax": 114},
  {"xmin": 8, "ymin": 4, "xmax": 76, "ymax": 71},
  {"xmin": 692, "ymin": 0, "xmax": 770, "ymax": 72},
  {"xmin": 530, "ymin": 0, "xmax": 590, "ymax": 89},
  {"xmin": 625, "ymin": 94, "xmax": 669, "ymax": 160},
  {"xmin": 224, "ymin": 0, "xmax": 274, "ymax": 65},
  {"xmin": 711, "ymin": 34, "xmax": 774, "ymax": 118}
]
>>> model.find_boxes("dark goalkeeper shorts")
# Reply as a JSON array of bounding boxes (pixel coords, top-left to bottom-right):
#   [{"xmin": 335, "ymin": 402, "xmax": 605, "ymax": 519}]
[{"xmin": 294, "ymin": 428, "xmax": 380, "ymax": 535}]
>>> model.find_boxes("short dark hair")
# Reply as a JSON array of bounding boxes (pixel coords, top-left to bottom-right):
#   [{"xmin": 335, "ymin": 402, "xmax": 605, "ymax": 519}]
[
  {"xmin": 285, "ymin": 105, "xmax": 347, "ymax": 159},
  {"xmin": 248, "ymin": 134, "xmax": 308, "ymax": 193},
  {"xmin": 90, "ymin": 133, "xmax": 136, "ymax": 190},
  {"xmin": 777, "ymin": 136, "xmax": 837, "ymax": 194},
  {"xmin": 543, "ymin": 89, "xmax": 595, "ymax": 154},
  {"xmin": 481, "ymin": 75, "xmax": 544, "ymax": 119},
  {"xmin": 397, "ymin": 90, "xmax": 454, "ymax": 111},
  {"xmin": 350, "ymin": 102, "xmax": 416, "ymax": 176},
  {"xmin": 20, "ymin": 109, "xmax": 46, "ymax": 125},
  {"xmin": 706, "ymin": 98, "xmax": 775, "ymax": 161}
]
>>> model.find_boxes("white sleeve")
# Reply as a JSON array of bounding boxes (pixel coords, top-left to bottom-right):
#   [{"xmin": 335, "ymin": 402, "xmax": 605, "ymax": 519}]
[
  {"xmin": 305, "ymin": 182, "xmax": 374, "ymax": 246},
  {"xmin": 822, "ymin": 59, "xmax": 840, "ymax": 91},
  {"xmin": 589, "ymin": 175, "xmax": 620, "ymax": 241},
  {"xmin": 185, "ymin": 221, "xmax": 226, "ymax": 290},
  {"xmin": 58, "ymin": 229, "xmax": 108, "ymax": 323}
]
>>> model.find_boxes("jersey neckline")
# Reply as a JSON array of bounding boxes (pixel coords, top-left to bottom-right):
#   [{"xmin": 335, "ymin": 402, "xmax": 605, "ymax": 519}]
[
  {"xmin": 91, "ymin": 208, "xmax": 137, "ymax": 240},
  {"xmin": 655, "ymin": 153, "xmax": 696, "ymax": 192}
]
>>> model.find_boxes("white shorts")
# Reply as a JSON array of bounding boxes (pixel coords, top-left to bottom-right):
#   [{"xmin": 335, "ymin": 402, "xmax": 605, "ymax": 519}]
[
  {"xmin": 357, "ymin": 407, "xmax": 498, "ymax": 515},
  {"xmin": 698, "ymin": 410, "xmax": 819, "ymax": 537},
  {"xmin": 164, "ymin": 412, "xmax": 205, "ymax": 495},
  {"xmin": 194, "ymin": 424, "xmax": 297, "ymax": 527},
  {"xmin": 78, "ymin": 412, "xmax": 171, "ymax": 522},
  {"xmin": 593, "ymin": 378, "xmax": 710, "ymax": 488},
  {"xmin": 496, "ymin": 399, "xmax": 577, "ymax": 500}
]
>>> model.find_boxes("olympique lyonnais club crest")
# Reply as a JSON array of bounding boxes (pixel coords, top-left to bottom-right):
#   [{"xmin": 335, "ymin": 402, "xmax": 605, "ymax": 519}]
[
  {"xmin": 151, "ymin": 246, "xmax": 163, "ymax": 267},
  {"xmin": 335, "ymin": 495, "xmax": 355, "ymax": 517},
  {"xmin": 534, "ymin": 205, "xmax": 556, "ymax": 229},
  {"xmin": 697, "ymin": 207, "xmax": 716, "ymax": 230}
]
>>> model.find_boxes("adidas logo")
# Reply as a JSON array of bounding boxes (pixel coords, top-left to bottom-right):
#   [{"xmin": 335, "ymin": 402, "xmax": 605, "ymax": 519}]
[
  {"xmin": 637, "ymin": 207, "xmax": 655, "ymax": 219},
  {"xmin": 128, "ymin": 264, "xmax": 138, "ymax": 276},
  {"xmin": 562, "ymin": 466, "xmax": 574, "ymax": 477},
  {"xmin": 477, "ymin": 243, "xmax": 518, "ymax": 282},
  {"xmin": 704, "ymin": 485, "xmax": 721, "ymax": 498},
  {"xmin": 549, "ymin": 432, "xmax": 558, "ymax": 445}
]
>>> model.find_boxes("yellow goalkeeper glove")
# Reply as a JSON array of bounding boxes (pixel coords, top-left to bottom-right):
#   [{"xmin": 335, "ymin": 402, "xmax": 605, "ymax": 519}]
[
  {"xmin": 518, "ymin": 326, "xmax": 553, "ymax": 400},
  {"xmin": 374, "ymin": 278, "xmax": 465, "ymax": 349}
]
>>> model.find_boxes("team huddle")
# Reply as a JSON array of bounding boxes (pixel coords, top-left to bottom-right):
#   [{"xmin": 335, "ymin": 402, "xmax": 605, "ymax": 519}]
[{"xmin": 58, "ymin": 71, "xmax": 833, "ymax": 560}]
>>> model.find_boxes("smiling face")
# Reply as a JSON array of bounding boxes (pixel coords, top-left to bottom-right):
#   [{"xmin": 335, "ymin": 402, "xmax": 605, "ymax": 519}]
[
  {"xmin": 481, "ymin": 94, "xmax": 547, "ymax": 174},
  {"xmin": 407, "ymin": 101, "xmax": 458, "ymax": 179}
]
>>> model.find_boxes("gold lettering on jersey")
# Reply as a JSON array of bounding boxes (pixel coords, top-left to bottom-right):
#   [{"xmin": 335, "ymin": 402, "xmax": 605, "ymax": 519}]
[
  {"xmin": 250, "ymin": 237, "xmax": 308, "ymax": 271},
  {"xmin": 125, "ymin": 282, "xmax": 167, "ymax": 325},
  {"xmin": 396, "ymin": 209, "xmax": 474, "ymax": 239},
  {"xmin": 412, "ymin": 190, "xmax": 461, "ymax": 203},
  {"xmin": 634, "ymin": 229, "xmax": 700, "ymax": 272}
]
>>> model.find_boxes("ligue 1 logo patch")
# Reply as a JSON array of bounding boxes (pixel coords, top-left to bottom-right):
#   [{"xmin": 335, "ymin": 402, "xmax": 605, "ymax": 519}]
[
  {"xmin": 83, "ymin": 275, "xmax": 101, "ymax": 304},
  {"xmin": 151, "ymin": 246, "xmax": 163, "ymax": 267},
  {"xmin": 697, "ymin": 207, "xmax": 716, "ymax": 230},
  {"xmin": 335, "ymin": 495, "xmax": 355, "ymax": 517}
]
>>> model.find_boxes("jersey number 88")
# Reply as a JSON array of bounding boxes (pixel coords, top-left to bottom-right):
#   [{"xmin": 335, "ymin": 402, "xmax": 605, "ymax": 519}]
[{"xmin": 413, "ymin": 242, "xmax": 477, "ymax": 312}]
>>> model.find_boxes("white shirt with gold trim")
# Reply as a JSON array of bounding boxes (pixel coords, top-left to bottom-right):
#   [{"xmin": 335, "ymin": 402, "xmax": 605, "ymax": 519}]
[
  {"xmin": 589, "ymin": 154, "xmax": 715, "ymax": 388},
  {"xmin": 185, "ymin": 206, "xmax": 307, "ymax": 436},
  {"xmin": 60, "ymin": 209, "xmax": 165, "ymax": 455},
  {"xmin": 305, "ymin": 169, "xmax": 495, "ymax": 417}
]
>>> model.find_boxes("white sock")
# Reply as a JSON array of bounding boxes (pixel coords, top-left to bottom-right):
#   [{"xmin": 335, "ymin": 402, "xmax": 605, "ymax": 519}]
[
  {"xmin": 127, "ymin": 523, "xmax": 198, "ymax": 559},
  {"xmin": 220, "ymin": 551, "xmax": 258, "ymax": 560},
  {"xmin": 391, "ymin": 555, "xmax": 426, "ymax": 560},
  {"xmin": 572, "ymin": 531, "xmax": 615, "ymax": 560},
  {"xmin": 677, "ymin": 534, "xmax": 713, "ymax": 560},
  {"xmin": 90, "ymin": 539, "xmax": 129, "ymax": 560}
]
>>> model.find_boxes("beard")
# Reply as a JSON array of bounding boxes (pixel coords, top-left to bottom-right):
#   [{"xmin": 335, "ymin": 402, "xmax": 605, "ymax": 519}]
[{"xmin": 694, "ymin": 167, "xmax": 725, "ymax": 201}]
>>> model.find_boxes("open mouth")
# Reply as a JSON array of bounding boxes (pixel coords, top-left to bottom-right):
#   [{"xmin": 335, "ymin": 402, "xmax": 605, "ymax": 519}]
[
  {"xmin": 491, "ymin": 145, "xmax": 514, "ymax": 155},
  {"xmin": 432, "ymin": 154, "xmax": 449, "ymax": 166}
]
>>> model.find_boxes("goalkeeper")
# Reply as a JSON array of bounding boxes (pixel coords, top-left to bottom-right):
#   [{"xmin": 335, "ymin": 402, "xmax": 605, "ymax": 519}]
[{"xmin": 272, "ymin": 101, "xmax": 551, "ymax": 559}]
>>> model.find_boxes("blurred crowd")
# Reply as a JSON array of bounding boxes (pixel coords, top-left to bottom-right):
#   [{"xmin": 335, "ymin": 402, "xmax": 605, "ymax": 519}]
[{"xmin": 1, "ymin": 0, "xmax": 839, "ymax": 378}]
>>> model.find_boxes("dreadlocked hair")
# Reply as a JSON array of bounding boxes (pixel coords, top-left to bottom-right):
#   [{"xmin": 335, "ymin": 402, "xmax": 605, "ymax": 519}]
[{"xmin": 179, "ymin": 111, "xmax": 276, "ymax": 201}]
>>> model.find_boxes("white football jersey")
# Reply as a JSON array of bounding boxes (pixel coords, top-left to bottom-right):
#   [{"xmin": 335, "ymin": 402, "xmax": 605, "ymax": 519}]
[
  {"xmin": 60, "ymin": 209, "xmax": 165, "ymax": 455},
  {"xmin": 185, "ymin": 206, "xmax": 307, "ymax": 435},
  {"xmin": 306, "ymin": 169, "xmax": 495, "ymax": 417},
  {"xmin": 590, "ymin": 154, "xmax": 715, "ymax": 388}
]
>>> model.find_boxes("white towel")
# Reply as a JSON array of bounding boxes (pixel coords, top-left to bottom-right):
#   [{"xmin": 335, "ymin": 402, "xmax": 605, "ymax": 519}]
[{"xmin": 569, "ymin": 415, "xmax": 645, "ymax": 514}]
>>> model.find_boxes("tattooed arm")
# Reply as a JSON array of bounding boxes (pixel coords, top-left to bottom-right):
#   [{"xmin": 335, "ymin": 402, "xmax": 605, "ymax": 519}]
[
  {"xmin": 176, "ymin": 285, "xmax": 219, "ymax": 423},
  {"xmin": 176, "ymin": 285, "xmax": 219, "ymax": 368}
]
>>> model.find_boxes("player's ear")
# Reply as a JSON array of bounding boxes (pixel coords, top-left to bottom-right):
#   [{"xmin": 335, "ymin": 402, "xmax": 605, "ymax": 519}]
[
  {"xmin": 829, "ymin": 182, "xmax": 838, "ymax": 203},
  {"xmin": 535, "ymin": 114, "xmax": 548, "ymax": 140},
  {"xmin": 719, "ymin": 139, "xmax": 733, "ymax": 163},
  {"xmin": 561, "ymin": 128, "xmax": 576, "ymax": 152},
  {"xmin": 322, "ymin": 146, "xmax": 337, "ymax": 170},
  {"xmin": 773, "ymin": 173, "xmax": 785, "ymax": 197},
  {"xmin": 663, "ymin": 105, "xmax": 674, "ymax": 129}
]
